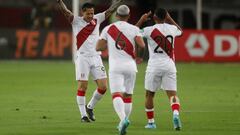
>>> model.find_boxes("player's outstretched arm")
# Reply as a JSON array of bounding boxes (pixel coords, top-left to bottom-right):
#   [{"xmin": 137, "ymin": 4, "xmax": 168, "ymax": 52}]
[
  {"xmin": 135, "ymin": 11, "xmax": 152, "ymax": 28},
  {"xmin": 165, "ymin": 12, "xmax": 183, "ymax": 35},
  {"xmin": 105, "ymin": 0, "xmax": 123, "ymax": 19},
  {"xmin": 57, "ymin": 0, "xmax": 74, "ymax": 22}
]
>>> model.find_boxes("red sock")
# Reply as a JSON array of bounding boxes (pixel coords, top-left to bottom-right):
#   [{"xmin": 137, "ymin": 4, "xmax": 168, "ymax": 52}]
[
  {"xmin": 123, "ymin": 97, "xmax": 132, "ymax": 103},
  {"xmin": 97, "ymin": 88, "xmax": 106, "ymax": 95},
  {"xmin": 171, "ymin": 103, "xmax": 180, "ymax": 112},
  {"xmin": 145, "ymin": 108, "xmax": 154, "ymax": 123},
  {"xmin": 77, "ymin": 89, "xmax": 85, "ymax": 96}
]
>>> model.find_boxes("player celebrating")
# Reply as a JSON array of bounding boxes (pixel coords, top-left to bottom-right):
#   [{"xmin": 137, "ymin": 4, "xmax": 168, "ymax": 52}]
[
  {"xmin": 57, "ymin": 0, "xmax": 122, "ymax": 122},
  {"xmin": 96, "ymin": 5, "xmax": 145, "ymax": 135},
  {"xmin": 138, "ymin": 8, "xmax": 183, "ymax": 130}
]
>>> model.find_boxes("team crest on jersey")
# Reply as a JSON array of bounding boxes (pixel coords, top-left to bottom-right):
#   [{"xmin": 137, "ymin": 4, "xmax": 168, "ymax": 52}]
[{"xmin": 90, "ymin": 20, "xmax": 96, "ymax": 25}]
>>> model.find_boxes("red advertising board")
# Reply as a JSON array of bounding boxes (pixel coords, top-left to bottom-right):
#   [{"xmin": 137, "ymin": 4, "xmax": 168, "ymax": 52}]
[
  {"xmin": 0, "ymin": 29, "xmax": 239, "ymax": 62},
  {"xmin": 175, "ymin": 30, "xmax": 240, "ymax": 62}
]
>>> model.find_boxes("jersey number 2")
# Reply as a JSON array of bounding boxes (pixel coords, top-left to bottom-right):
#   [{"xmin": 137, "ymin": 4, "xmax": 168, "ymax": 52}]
[{"xmin": 154, "ymin": 35, "xmax": 173, "ymax": 54}]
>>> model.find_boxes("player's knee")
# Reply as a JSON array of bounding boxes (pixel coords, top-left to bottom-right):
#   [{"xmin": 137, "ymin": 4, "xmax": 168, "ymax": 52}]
[
  {"xmin": 96, "ymin": 83, "xmax": 107, "ymax": 92},
  {"xmin": 146, "ymin": 90, "xmax": 155, "ymax": 98},
  {"xmin": 97, "ymin": 87, "xmax": 107, "ymax": 95},
  {"xmin": 78, "ymin": 83, "xmax": 88, "ymax": 91}
]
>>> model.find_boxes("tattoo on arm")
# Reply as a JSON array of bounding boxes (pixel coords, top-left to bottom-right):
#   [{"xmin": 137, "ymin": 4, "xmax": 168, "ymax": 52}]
[
  {"xmin": 105, "ymin": 0, "xmax": 123, "ymax": 18},
  {"xmin": 57, "ymin": 0, "xmax": 74, "ymax": 22}
]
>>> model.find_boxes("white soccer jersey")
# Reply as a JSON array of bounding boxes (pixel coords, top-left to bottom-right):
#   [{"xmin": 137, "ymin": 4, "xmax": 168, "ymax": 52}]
[
  {"xmin": 100, "ymin": 21, "xmax": 142, "ymax": 72},
  {"xmin": 142, "ymin": 23, "xmax": 182, "ymax": 73},
  {"xmin": 72, "ymin": 12, "xmax": 105, "ymax": 56}
]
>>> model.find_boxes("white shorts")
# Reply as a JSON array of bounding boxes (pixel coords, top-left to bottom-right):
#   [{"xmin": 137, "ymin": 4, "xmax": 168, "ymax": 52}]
[
  {"xmin": 75, "ymin": 55, "xmax": 107, "ymax": 81},
  {"xmin": 109, "ymin": 71, "xmax": 136, "ymax": 94},
  {"xmin": 145, "ymin": 71, "xmax": 177, "ymax": 92}
]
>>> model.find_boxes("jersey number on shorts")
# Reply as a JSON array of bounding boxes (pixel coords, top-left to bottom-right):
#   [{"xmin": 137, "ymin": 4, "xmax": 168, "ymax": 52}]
[
  {"xmin": 153, "ymin": 35, "xmax": 173, "ymax": 54},
  {"xmin": 115, "ymin": 32, "xmax": 126, "ymax": 50}
]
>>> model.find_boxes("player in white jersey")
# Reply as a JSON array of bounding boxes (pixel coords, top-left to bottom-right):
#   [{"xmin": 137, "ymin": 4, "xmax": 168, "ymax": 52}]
[
  {"xmin": 96, "ymin": 5, "xmax": 145, "ymax": 135},
  {"xmin": 138, "ymin": 8, "xmax": 183, "ymax": 130},
  {"xmin": 57, "ymin": 0, "xmax": 122, "ymax": 122}
]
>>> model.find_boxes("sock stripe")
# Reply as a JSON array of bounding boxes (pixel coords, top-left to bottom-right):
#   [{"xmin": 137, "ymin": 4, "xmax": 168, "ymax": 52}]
[
  {"xmin": 145, "ymin": 108, "xmax": 154, "ymax": 112},
  {"xmin": 112, "ymin": 93, "xmax": 123, "ymax": 100},
  {"xmin": 77, "ymin": 90, "xmax": 85, "ymax": 96},
  {"xmin": 123, "ymin": 97, "xmax": 132, "ymax": 103},
  {"xmin": 97, "ymin": 88, "xmax": 106, "ymax": 95},
  {"xmin": 171, "ymin": 103, "xmax": 180, "ymax": 111}
]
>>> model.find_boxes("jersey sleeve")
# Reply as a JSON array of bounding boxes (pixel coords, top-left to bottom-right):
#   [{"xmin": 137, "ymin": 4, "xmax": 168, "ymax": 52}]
[
  {"xmin": 135, "ymin": 27, "xmax": 143, "ymax": 37},
  {"xmin": 141, "ymin": 27, "xmax": 150, "ymax": 38},
  {"xmin": 94, "ymin": 12, "xmax": 106, "ymax": 24},
  {"xmin": 71, "ymin": 16, "xmax": 79, "ymax": 25},
  {"xmin": 172, "ymin": 25, "xmax": 182, "ymax": 37}
]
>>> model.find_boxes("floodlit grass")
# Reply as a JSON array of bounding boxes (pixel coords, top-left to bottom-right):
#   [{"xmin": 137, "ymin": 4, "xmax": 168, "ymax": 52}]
[{"xmin": 0, "ymin": 61, "xmax": 240, "ymax": 135}]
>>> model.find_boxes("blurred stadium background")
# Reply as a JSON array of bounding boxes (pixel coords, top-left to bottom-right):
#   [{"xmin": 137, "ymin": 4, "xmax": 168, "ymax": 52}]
[
  {"xmin": 0, "ymin": 0, "xmax": 239, "ymax": 60},
  {"xmin": 0, "ymin": 0, "xmax": 240, "ymax": 135}
]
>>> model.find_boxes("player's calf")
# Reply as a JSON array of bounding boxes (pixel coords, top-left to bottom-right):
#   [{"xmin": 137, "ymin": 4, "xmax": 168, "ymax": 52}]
[{"xmin": 170, "ymin": 96, "xmax": 182, "ymax": 130}]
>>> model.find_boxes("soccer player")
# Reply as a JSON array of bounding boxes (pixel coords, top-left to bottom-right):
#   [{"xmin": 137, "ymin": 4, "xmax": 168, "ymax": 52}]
[
  {"xmin": 138, "ymin": 8, "xmax": 183, "ymax": 130},
  {"xmin": 96, "ymin": 5, "xmax": 145, "ymax": 135},
  {"xmin": 57, "ymin": 0, "xmax": 122, "ymax": 122}
]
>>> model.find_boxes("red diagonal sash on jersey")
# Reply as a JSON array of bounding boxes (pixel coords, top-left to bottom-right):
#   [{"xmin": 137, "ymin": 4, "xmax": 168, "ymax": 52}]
[
  {"xmin": 76, "ymin": 19, "xmax": 97, "ymax": 50},
  {"xmin": 150, "ymin": 28, "xmax": 175, "ymax": 61},
  {"xmin": 107, "ymin": 25, "xmax": 135, "ymax": 59}
]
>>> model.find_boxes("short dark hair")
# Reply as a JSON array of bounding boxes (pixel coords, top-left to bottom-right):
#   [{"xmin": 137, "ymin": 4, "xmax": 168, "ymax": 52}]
[
  {"xmin": 155, "ymin": 8, "xmax": 167, "ymax": 20},
  {"xmin": 82, "ymin": 3, "xmax": 95, "ymax": 11}
]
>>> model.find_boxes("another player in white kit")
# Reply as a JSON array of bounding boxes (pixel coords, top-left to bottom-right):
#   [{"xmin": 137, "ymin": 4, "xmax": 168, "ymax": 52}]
[
  {"xmin": 139, "ymin": 8, "xmax": 183, "ymax": 130},
  {"xmin": 57, "ymin": 0, "xmax": 122, "ymax": 122},
  {"xmin": 96, "ymin": 5, "xmax": 145, "ymax": 135}
]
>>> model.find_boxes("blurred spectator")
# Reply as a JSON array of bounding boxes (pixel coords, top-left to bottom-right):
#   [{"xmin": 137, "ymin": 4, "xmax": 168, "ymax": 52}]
[
  {"xmin": 30, "ymin": 0, "xmax": 53, "ymax": 29},
  {"xmin": 236, "ymin": 22, "xmax": 240, "ymax": 29}
]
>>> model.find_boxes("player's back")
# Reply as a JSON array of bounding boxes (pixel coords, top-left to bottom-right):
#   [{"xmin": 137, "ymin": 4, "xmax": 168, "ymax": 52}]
[
  {"xmin": 102, "ymin": 21, "xmax": 141, "ymax": 72},
  {"xmin": 142, "ymin": 23, "xmax": 182, "ymax": 72}
]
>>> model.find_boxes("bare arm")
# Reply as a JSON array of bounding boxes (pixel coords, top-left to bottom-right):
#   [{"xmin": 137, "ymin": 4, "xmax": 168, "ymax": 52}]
[
  {"xmin": 135, "ymin": 36, "xmax": 145, "ymax": 48},
  {"xmin": 136, "ymin": 11, "xmax": 151, "ymax": 28},
  {"xmin": 105, "ymin": 0, "xmax": 123, "ymax": 19},
  {"xmin": 96, "ymin": 39, "xmax": 108, "ymax": 51},
  {"xmin": 165, "ymin": 12, "xmax": 183, "ymax": 35},
  {"xmin": 135, "ymin": 36, "xmax": 145, "ymax": 64},
  {"xmin": 57, "ymin": 0, "xmax": 74, "ymax": 23}
]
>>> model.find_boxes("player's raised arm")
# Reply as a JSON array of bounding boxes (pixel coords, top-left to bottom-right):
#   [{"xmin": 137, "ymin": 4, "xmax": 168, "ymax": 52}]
[
  {"xmin": 136, "ymin": 11, "xmax": 152, "ymax": 28},
  {"xmin": 57, "ymin": 0, "xmax": 74, "ymax": 23},
  {"xmin": 105, "ymin": 0, "xmax": 123, "ymax": 19},
  {"xmin": 165, "ymin": 12, "xmax": 183, "ymax": 36}
]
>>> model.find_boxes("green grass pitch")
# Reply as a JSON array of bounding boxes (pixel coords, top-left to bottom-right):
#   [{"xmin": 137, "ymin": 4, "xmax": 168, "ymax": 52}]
[{"xmin": 0, "ymin": 61, "xmax": 240, "ymax": 135}]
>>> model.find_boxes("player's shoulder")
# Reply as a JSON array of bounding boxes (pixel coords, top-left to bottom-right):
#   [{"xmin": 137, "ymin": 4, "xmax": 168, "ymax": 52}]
[
  {"xmin": 103, "ymin": 24, "xmax": 112, "ymax": 31},
  {"xmin": 72, "ymin": 16, "xmax": 82, "ymax": 22},
  {"xmin": 142, "ymin": 25, "xmax": 155, "ymax": 33},
  {"xmin": 94, "ymin": 12, "xmax": 105, "ymax": 18},
  {"xmin": 127, "ymin": 23, "xmax": 140, "ymax": 30},
  {"xmin": 164, "ymin": 23, "xmax": 178, "ymax": 30},
  {"xmin": 71, "ymin": 16, "xmax": 85, "ymax": 26}
]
